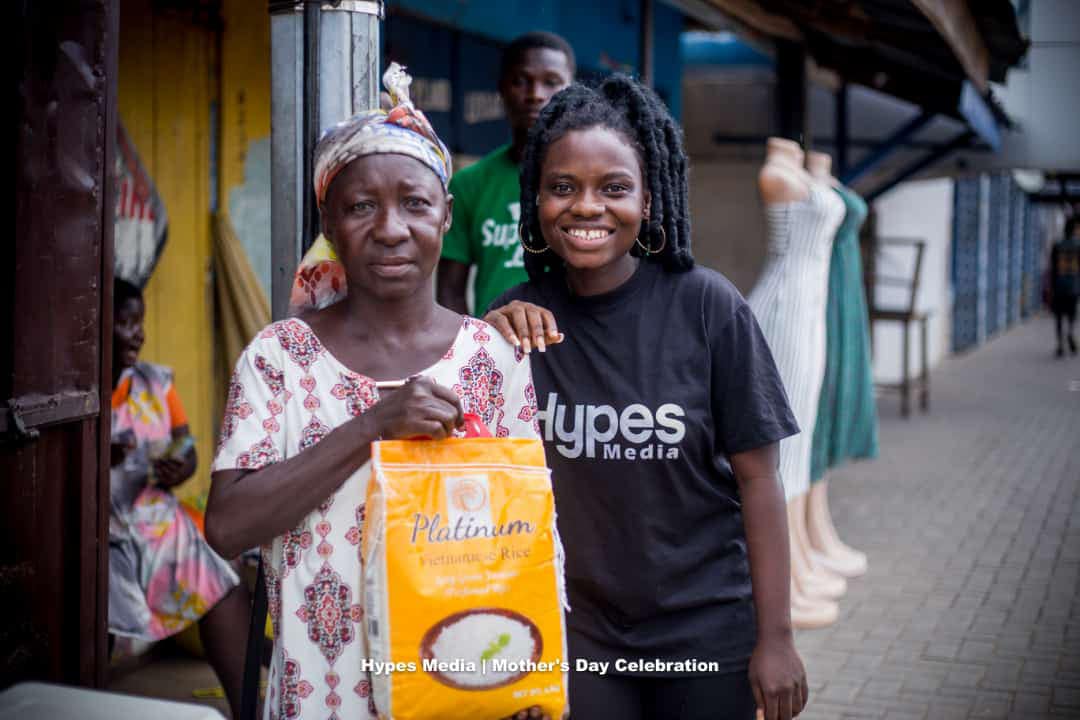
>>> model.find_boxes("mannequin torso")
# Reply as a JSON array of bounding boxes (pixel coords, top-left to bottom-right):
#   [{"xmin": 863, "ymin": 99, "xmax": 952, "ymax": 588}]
[
  {"xmin": 759, "ymin": 137, "xmax": 813, "ymax": 204},
  {"xmin": 805, "ymin": 151, "xmax": 838, "ymax": 188}
]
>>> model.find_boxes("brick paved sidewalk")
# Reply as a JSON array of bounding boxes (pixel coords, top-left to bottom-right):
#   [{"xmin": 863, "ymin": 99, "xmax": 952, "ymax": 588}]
[
  {"xmin": 108, "ymin": 316, "xmax": 1079, "ymax": 719},
  {"xmin": 795, "ymin": 316, "xmax": 1080, "ymax": 720}
]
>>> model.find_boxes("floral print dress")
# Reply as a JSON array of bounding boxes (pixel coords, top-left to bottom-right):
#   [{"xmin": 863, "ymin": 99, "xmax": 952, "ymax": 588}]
[
  {"xmin": 109, "ymin": 362, "xmax": 240, "ymax": 641},
  {"xmin": 212, "ymin": 317, "xmax": 540, "ymax": 720}
]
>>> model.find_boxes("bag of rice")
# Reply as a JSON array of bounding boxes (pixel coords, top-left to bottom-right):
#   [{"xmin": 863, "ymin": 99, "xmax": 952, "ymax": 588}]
[{"xmin": 363, "ymin": 423, "xmax": 568, "ymax": 719}]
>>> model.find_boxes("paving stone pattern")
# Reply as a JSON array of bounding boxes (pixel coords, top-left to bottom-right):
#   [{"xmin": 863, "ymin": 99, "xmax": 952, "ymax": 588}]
[
  {"xmin": 107, "ymin": 317, "xmax": 1080, "ymax": 719},
  {"xmin": 795, "ymin": 317, "xmax": 1080, "ymax": 719}
]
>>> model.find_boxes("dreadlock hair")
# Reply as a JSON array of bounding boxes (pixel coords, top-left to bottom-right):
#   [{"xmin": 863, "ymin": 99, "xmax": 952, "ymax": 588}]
[
  {"xmin": 517, "ymin": 74, "xmax": 693, "ymax": 281},
  {"xmin": 500, "ymin": 31, "xmax": 577, "ymax": 82}
]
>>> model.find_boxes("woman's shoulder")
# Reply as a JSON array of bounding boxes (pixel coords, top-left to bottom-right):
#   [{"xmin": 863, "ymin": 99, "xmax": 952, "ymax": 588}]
[
  {"xmin": 456, "ymin": 316, "xmax": 524, "ymax": 364},
  {"xmin": 663, "ymin": 264, "xmax": 745, "ymax": 304},
  {"xmin": 658, "ymin": 265, "xmax": 751, "ymax": 335},
  {"xmin": 233, "ymin": 317, "xmax": 328, "ymax": 374},
  {"xmin": 247, "ymin": 317, "xmax": 318, "ymax": 349}
]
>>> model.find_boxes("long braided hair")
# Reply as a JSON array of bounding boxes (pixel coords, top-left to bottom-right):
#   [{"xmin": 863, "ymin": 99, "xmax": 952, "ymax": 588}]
[{"xmin": 518, "ymin": 74, "xmax": 693, "ymax": 281}]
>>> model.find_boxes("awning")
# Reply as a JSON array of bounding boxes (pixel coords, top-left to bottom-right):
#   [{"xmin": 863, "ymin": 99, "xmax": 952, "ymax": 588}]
[{"xmin": 671, "ymin": 0, "xmax": 1027, "ymax": 125}]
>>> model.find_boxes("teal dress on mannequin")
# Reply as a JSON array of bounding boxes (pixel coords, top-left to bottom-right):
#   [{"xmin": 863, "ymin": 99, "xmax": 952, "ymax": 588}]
[{"xmin": 810, "ymin": 185, "xmax": 879, "ymax": 481}]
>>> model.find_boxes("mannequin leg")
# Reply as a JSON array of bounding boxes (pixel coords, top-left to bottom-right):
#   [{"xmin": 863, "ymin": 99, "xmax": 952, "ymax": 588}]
[
  {"xmin": 806, "ymin": 480, "xmax": 868, "ymax": 578},
  {"xmin": 787, "ymin": 496, "xmax": 846, "ymax": 600},
  {"xmin": 788, "ymin": 509, "xmax": 839, "ymax": 630},
  {"xmin": 790, "ymin": 578, "xmax": 838, "ymax": 630}
]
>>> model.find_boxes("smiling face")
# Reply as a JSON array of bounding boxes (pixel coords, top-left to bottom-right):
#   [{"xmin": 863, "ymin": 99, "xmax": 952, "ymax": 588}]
[
  {"xmin": 113, "ymin": 296, "xmax": 145, "ymax": 371},
  {"xmin": 321, "ymin": 154, "xmax": 452, "ymax": 301},
  {"xmin": 537, "ymin": 125, "xmax": 650, "ymax": 283},
  {"xmin": 500, "ymin": 48, "xmax": 574, "ymax": 134}
]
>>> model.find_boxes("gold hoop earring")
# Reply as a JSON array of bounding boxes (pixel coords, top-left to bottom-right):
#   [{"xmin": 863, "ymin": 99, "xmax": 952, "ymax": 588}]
[
  {"xmin": 519, "ymin": 222, "xmax": 549, "ymax": 254},
  {"xmin": 636, "ymin": 224, "xmax": 667, "ymax": 254}
]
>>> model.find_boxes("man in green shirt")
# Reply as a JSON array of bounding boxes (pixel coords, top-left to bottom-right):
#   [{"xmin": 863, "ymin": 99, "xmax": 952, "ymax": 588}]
[{"xmin": 437, "ymin": 32, "xmax": 575, "ymax": 315}]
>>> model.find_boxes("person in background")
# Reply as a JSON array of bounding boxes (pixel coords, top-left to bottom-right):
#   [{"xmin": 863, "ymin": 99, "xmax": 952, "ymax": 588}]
[
  {"xmin": 437, "ymin": 31, "xmax": 575, "ymax": 316},
  {"xmin": 1049, "ymin": 216, "xmax": 1079, "ymax": 357},
  {"xmin": 109, "ymin": 278, "xmax": 249, "ymax": 717},
  {"xmin": 485, "ymin": 77, "xmax": 807, "ymax": 719}
]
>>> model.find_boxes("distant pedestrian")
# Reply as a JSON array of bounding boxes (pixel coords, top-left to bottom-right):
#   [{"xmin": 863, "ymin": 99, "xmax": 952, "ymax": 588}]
[
  {"xmin": 437, "ymin": 31, "xmax": 575, "ymax": 316},
  {"xmin": 1050, "ymin": 217, "xmax": 1079, "ymax": 357}
]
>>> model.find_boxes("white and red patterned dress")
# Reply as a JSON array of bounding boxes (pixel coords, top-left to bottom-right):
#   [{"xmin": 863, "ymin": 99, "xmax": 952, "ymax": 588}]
[{"xmin": 212, "ymin": 316, "xmax": 540, "ymax": 720}]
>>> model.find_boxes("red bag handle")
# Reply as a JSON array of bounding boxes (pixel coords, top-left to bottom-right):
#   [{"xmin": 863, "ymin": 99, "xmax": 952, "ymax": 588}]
[{"xmin": 462, "ymin": 412, "xmax": 491, "ymax": 438}]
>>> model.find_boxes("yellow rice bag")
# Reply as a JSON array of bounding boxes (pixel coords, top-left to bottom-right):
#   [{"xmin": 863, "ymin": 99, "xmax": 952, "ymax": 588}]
[{"xmin": 364, "ymin": 437, "xmax": 568, "ymax": 719}]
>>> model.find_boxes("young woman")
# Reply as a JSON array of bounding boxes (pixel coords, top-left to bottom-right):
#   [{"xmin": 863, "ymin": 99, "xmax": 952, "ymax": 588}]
[
  {"xmin": 485, "ymin": 76, "xmax": 808, "ymax": 720},
  {"xmin": 205, "ymin": 69, "xmax": 543, "ymax": 720},
  {"xmin": 109, "ymin": 278, "xmax": 249, "ymax": 716}
]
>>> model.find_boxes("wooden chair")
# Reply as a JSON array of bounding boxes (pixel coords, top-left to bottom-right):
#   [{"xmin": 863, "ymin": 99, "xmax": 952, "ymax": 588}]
[{"xmin": 866, "ymin": 237, "xmax": 930, "ymax": 417}]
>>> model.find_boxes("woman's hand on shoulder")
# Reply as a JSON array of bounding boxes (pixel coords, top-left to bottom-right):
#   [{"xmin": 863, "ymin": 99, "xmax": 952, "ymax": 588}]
[
  {"xmin": 483, "ymin": 301, "xmax": 563, "ymax": 354},
  {"xmin": 749, "ymin": 631, "xmax": 807, "ymax": 720},
  {"xmin": 367, "ymin": 377, "xmax": 464, "ymax": 440}
]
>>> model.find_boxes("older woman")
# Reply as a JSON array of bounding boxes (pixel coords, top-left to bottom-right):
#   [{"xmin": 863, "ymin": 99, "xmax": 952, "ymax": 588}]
[{"xmin": 205, "ymin": 67, "xmax": 540, "ymax": 720}]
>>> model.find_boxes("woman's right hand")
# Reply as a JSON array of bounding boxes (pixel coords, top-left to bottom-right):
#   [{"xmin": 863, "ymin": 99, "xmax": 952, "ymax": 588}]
[
  {"xmin": 483, "ymin": 300, "xmax": 563, "ymax": 353},
  {"xmin": 367, "ymin": 377, "xmax": 464, "ymax": 440}
]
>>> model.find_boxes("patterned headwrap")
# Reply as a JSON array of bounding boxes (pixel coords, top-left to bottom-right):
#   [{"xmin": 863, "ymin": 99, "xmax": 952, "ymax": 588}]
[{"xmin": 290, "ymin": 63, "xmax": 452, "ymax": 313}]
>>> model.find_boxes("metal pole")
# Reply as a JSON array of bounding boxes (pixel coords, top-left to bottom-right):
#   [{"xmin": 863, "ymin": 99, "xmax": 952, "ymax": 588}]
[
  {"xmin": 269, "ymin": 0, "xmax": 383, "ymax": 320},
  {"xmin": 303, "ymin": 2, "xmax": 321, "ymax": 255},
  {"xmin": 270, "ymin": 3, "xmax": 304, "ymax": 321},
  {"xmin": 774, "ymin": 39, "xmax": 806, "ymax": 145},
  {"xmin": 639, "ymin": 0, "xmax": 654, "ymax": 87},
  {"xmin": 835, "ymin": 81, "xmax": 849, "ymax": 179}
]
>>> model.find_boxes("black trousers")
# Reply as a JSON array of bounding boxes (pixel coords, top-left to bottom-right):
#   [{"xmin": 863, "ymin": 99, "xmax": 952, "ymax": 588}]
[
  {"xmin": 569, "ymin": 670, "xmax": 756, "ymax": 720},
  {"xmin": 1054, "ymin": 293, "xmax": 1078, "ymax": 345}
]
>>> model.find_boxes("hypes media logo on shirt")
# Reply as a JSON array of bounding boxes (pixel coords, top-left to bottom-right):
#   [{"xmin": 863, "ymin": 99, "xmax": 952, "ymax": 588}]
[{"xmin": 536, "ymin": 392, "xmax": 687, "ymax": 460}]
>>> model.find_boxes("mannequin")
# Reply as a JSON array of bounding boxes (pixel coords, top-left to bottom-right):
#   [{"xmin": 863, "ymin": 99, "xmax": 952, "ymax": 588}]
[
  {"xmin": 806, "ymin": 150, "xmax": 874, "ymax": 578},
  {"xmin": 748, "ymin": 138, "xmax": 847, "ymax": 629}
]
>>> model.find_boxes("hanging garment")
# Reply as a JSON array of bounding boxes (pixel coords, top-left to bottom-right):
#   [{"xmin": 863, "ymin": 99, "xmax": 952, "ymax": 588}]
[
  {"xmin": 810, "ymin": 185, "xmax": 880, "ymax": 482},
  {"xmin": 748, "ymin": 183, "xmax": 845, "ymax": 501}
]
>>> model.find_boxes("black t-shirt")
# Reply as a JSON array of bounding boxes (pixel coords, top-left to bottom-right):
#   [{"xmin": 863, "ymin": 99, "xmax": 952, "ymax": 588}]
[{"xmin": 494, "ymin": 260, "xmax": 799, "ymax": 675}]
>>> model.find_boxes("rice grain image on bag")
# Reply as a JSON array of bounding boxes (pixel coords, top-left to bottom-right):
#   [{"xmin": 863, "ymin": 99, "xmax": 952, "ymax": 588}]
[{"xmin": 363, "ymin": 422, "xmax": 569, "ymax": 719}]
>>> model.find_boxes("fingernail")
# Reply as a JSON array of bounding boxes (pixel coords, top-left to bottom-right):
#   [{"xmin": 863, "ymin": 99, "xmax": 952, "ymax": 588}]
[
  {"xmin": 537, "ymin": 338, "xmax": 546, "ymax": 352},
  {"xmin": 511, "ymin": 335, "xmax": 520, "ymax": 347},
  {"xmin": 522, "ymin": 339, "xmax": 531, "ymax": 353}
]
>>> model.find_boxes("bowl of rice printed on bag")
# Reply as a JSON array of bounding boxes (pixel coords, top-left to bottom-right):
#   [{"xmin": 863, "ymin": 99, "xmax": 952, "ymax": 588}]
[{"xmin": 363, "ymin": 421, "xmax": 568, "ymax": 719}]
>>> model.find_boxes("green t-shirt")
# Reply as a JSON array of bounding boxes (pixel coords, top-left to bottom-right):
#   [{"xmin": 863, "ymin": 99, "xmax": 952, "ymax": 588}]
[{"xmin": 442, "ymin": 144, "xmax": 528, "ymax": 315}]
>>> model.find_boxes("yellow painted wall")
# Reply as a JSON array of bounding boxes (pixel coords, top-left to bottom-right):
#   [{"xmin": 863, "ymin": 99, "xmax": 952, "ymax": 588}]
[
  {"xmin": 117, "ymin": 0, "xmax": 273, "ymax": 504},
  {"xmin": 215, "ymin": 0, "xmax": 273, "ymax": 433},
  {"xmin": 118, "ymin": 1, "xmax": 216, "ymax": 504},
  {"xmin": 220, "ymin": 0, "xmax": 271, "ymax": 209}
]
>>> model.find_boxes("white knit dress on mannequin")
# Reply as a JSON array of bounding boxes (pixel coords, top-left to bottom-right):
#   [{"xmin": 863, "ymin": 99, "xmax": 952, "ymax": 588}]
[{"xmin": 747, "ymin": 182, "xmax": 845, "ymax": 501}]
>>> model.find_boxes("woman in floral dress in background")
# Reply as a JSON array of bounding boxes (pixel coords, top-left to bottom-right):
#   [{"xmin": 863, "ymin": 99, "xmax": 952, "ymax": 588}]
[{"xmin": 109, "ymin": 277, "xmax": 249, "ymax": 716}]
